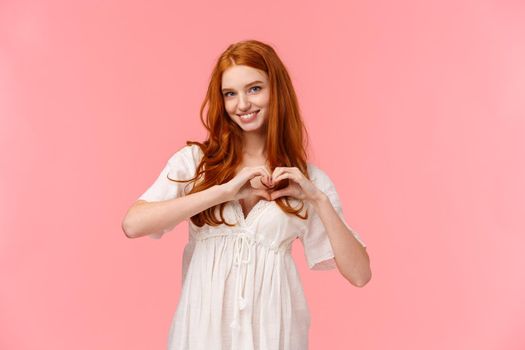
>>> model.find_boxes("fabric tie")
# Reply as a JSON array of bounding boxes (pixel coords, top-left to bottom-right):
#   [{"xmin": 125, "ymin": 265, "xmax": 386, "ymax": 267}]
[{"xmin": 230, "ymin": 233, "xmax": 254, "ymax": 330}]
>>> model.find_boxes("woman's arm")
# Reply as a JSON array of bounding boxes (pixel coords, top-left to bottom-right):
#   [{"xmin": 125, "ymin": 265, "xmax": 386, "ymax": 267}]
[
  {"xmin": 310, "ymin": 192, "xmax": 372, "ymax": 287},
  {"xmin": 121, "ymin": 184, "xmax": 231, "ymax": 239}
]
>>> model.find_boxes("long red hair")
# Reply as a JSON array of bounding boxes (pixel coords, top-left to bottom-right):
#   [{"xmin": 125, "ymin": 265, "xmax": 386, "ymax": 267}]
[{"xmin": 170, "ymin": 39, "xmax": 312, "ymax": 227}]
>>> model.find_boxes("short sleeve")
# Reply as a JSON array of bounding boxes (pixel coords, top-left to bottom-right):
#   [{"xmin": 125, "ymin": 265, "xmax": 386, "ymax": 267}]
[
  {"xmin": 137, "ymin": 144, "xmax": 201, "ymax": 239},
  {"xmin": 299, "ymin": 164, "xmax": 367, "ymax": 270}
]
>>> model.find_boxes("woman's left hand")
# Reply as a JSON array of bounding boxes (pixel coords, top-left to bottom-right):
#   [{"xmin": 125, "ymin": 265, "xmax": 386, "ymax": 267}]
[{"xmin": 269, "ymin": 167, "xmax": 323, "ymax": 203}]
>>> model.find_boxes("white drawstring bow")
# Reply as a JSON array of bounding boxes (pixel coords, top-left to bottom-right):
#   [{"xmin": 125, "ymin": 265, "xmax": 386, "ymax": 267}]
[{"xmin": 230, "ymin": 234, "xmax": 255, "ymax": 330}]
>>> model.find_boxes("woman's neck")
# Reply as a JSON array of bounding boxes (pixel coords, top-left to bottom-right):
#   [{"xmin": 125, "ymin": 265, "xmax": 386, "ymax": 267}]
[{"xmin": 242, "ymin": 131, "xmax": 267, "ymax": 159}]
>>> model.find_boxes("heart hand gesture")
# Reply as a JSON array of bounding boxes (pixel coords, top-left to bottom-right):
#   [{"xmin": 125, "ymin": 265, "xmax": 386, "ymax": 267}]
[
  {"xmin": 268, "ymin": 166, "xmax": 322, "ymax": 203},
  {"xmin": 223, "ymin": 166, "xmax": 273, "ymax": 202},
  {"xmin": 223, "ymin": 165, "xmax": 323, "ymax": 204}
]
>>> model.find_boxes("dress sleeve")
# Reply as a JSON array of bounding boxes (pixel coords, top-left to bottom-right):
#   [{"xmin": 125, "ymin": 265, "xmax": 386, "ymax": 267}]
[
  {"xmin": 137, "ymin": 144, "xmax": 200, "ymax": 239},
  {"xmin": 299, "ymin": 164, "xmax": 367, "ymax": 270}
]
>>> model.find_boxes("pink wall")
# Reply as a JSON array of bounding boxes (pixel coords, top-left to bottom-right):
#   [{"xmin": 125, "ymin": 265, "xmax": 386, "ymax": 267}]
[{"xmin": 1, "ymin": 0, "xmax": 524, "ymax": 349}]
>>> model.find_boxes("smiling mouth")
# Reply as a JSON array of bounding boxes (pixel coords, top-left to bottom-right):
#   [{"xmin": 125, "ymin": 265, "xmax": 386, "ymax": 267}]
[{"xmin": 237, "ymin": 110, "xmax": 260, "ymax": 117}]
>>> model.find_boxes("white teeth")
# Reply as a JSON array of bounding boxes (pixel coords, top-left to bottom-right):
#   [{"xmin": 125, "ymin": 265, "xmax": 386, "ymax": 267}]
[{"xmin": 240, "ymin": 111, "xmax": 258, "ymax": 120}]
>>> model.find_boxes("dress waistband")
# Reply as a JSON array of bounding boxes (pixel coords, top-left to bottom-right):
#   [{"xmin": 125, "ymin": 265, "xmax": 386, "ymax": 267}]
[{"xmin": 193, "ymin": 231, "xmax": 292, "ymax": 254}]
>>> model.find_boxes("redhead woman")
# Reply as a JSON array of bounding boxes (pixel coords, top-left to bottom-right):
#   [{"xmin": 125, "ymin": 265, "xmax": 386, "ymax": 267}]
[{"xmin": 121, "ymin": 39, "xmax": 371, "ymax": 350}]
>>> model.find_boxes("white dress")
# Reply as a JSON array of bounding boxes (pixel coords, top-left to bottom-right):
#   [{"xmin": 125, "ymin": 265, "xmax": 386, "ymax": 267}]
[{"xmin": 137, "ymin": 144, "xmax": 367, "ymax": 350}]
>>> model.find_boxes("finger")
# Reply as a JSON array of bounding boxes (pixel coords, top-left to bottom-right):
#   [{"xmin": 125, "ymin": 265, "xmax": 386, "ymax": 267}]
[
  {"xmin": 248, "ymin": 168, "xmax": 268, "ymax": 182},
  {"xmin": 272, "ymin": 167, "xmax": 299, "ymax": 183},
  {"xmin": 254, "ymin": 166, "xmax": 272, "ymax": 180},
  {"xmin": 254, "ymin": 166, "xmax": 272, "ymax": 187},
  {"xmin": 271, "ymin": 167, "xmax": 283, "ymax": 182},
  {"xmin": 270, "ymin": 187, "xmax": 291, "ymax": 200},
  {"xmin": 291, "ymin": 167, "xmax": 303, "ymax": 176},
  {"xmin": 263, "ymin": 166, "xmax": 273, "ymax": 186},
  {"xmin": 272, "ymin": 172, "xmax": 300, "ymax": 185},
  {"xmin": 254, "ymin": 189, "xmax": 271, "ymax": 201},
  {"xmin": 261, "ymin": 175, "xmax": 274, "ymax": 188},
  {"xmin": 260, "ymin": 165, "xmax": 272, "ymax": 178}
]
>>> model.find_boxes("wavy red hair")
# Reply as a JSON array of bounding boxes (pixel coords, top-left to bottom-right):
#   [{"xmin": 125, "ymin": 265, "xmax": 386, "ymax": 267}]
[{"xmin": 169, "ymin": 39, "xmax": 312, "ymax": 227}]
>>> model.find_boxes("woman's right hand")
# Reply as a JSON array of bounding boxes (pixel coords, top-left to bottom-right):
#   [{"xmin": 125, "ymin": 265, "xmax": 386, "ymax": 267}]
[{"xmin": 222, "ymin": 166, "xmax": 273, "ymax": 202}]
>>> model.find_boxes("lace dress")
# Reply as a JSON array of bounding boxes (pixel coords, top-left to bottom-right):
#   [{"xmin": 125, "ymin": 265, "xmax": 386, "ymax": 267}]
[{"xmin": 137, "ymin": 144, "xmax": 366, "ymax": 350}]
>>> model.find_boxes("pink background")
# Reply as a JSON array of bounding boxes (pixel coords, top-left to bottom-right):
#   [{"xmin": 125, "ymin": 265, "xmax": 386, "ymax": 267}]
[{"xmin": 1, "ymin": 0, "xmax": 524, "ymax": 349}]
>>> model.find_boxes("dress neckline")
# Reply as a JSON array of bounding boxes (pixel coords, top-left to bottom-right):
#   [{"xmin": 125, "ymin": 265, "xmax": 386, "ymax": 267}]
[{"xmin": 233, "ymin": 199, "xmax": 272, "ymax": 226}]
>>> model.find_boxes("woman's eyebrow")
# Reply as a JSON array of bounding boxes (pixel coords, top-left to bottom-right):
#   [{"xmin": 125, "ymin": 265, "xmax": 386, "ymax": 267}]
[{"xmin": 221, "ymin": 80, "xmax": 264, "ymax": 92}]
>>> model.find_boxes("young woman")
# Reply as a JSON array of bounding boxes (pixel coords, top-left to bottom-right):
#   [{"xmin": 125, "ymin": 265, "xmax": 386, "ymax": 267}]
[{"xmin": 122, "ymin": 39, "xmax": 371, "ymax": 350}]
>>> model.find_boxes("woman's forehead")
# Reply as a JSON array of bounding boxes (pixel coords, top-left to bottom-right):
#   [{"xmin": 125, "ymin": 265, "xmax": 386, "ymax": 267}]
[{"xmin": 222, "ymin": 65, "xmax": 268, "ymax": 88}]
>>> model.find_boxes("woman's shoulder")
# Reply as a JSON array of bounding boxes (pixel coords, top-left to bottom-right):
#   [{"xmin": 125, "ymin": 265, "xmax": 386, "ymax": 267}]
[
  {"xmin": 168, "ymin": 143, "xmax": 204, "ymax": 166},
  {"xmin": 306, "ymin": 162, "xmax": 337, "ymax": 191},
  {"xmin": 306, "ymin": 162, "xmax": 328, "ymax": 182}
]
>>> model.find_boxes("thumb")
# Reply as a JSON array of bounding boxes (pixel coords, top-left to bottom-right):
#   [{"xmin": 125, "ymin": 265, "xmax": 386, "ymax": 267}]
[
  {"xmin": 270, "ymin": 189, "xmax": 288, "ymax": 200},
  {"xmin": 254, "ymin": 189, "xmax": 271, "ymax": 201}
]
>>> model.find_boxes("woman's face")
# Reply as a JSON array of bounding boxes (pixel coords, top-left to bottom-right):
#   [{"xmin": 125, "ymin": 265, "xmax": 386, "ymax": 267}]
[{"xmin": 221, "ymin": 65, "xmax": 270, "ymax": 134}]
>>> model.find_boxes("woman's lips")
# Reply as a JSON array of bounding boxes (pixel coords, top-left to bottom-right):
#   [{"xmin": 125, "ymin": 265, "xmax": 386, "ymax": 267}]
[{"xmin": 239, "ymin": 110, "xmax": 260, "ymax": 123}]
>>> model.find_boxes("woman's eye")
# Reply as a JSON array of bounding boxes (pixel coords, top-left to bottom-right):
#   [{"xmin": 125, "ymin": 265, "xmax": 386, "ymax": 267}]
[{"xmin": 223, "ymin": 86, "xmax": 261, "ymax": 97}]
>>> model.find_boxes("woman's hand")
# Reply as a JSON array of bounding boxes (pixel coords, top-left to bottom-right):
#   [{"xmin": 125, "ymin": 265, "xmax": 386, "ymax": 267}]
[
  {"xmin": 223, "ymin": 166, "xmax": 274, "ymax": 202},
  {"xmin": 269, "ymin": 167, "xmax": 323, "ymax": 203}
]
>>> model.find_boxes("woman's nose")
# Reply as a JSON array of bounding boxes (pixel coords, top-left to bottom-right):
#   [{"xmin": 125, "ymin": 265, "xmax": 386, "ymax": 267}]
[{"xmin": 238, "ymin": 94, "xmax": 250, "ymax": 110}]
